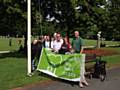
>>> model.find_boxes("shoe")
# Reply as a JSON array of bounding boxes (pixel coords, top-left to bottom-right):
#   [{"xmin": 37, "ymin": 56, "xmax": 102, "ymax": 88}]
[
  {"xmin": 82, "ymin": 81, "xmax": 89, "ymax": 86},
  {"xmin": 79, "ymin": 82, "xmax": 84, "ymax": 88}
]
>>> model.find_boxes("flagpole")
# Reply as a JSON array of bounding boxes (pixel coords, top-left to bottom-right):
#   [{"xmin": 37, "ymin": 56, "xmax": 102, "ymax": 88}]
[{"xmin": 27, "ymin": 0, "xmax": 32, "ymax": 75}]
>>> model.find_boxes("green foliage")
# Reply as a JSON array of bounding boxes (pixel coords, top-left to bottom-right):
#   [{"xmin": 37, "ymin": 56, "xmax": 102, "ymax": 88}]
[
  {"xmin": 0, "ymin": 0, "xmax": 27, "ymax": 37},
  {"xmin": 37, "ymin": 0, "xmax": 119, "ymax": 40},
  {"xmin": 0, "ymin": 0, "xmax": 120, "ymax": 40}
]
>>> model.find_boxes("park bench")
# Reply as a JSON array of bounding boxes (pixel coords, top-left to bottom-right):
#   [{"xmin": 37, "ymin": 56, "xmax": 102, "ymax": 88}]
[{"xmin": 85, "ymin": 53, "xmax": 107, "ymax": 81}]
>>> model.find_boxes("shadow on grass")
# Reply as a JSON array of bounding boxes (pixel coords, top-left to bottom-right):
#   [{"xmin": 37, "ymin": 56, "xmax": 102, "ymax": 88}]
[{"xmin": 0, "ymin": 51, "xmax": 26, "ymax": 59}]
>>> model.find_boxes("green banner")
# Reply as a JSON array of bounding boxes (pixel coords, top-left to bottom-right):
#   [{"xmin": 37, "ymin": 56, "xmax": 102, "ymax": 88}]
[{"xmin": 37, "ymin": 48, "xmax": 84, "ymax": 82}]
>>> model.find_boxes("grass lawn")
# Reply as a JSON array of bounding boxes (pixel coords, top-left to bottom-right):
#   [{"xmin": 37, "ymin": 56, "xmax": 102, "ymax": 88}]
[
  {"xmin": 84, "ymin": 39, "xmax": 120, "ymax": 46},
  {"xmin": 0, "ymin": 38, "xmax": 24, "ymax": 51},
  {"xmin": 102, "ymin": 47, "xmax": 120, "ymax": 68},
  {"xmin": 0, "ymin": 37, "xmax": 119, "ymax": 51},
  {"xmin": 0, "ymin": 38, "xmax": 120, "ymax": 90},
  {"xmin": 0, "ymin": 56, "xmax": 49, "ymax": 90}
]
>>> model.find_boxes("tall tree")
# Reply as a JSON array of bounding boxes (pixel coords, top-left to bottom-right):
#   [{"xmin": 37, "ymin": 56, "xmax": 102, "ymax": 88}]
[
  {"xmin": 0, "ymin": 0, "xmax": 27, "ymax": 36},
  {"xmin": 31, "ymin": 0, "xmax": 120, "ymax": 40}
]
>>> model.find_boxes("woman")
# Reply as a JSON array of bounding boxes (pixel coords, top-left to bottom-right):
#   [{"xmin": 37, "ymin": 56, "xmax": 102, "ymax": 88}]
[{"xmin": 59, "ymin": 37, "xmax": 70, "ymax": 54}]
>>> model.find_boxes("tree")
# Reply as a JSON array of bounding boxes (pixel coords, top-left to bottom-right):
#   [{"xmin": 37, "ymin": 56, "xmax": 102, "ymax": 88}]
[
  {"xmin": 0, "ymin": 0, "xmax": 27, "ymax": 53},
  {"xmin": 106, "ymin": 0, "xmax": 120, "ymax": 40},
  {"xmin": 32, "ymin": 0, "xmax": 76, "ymax": 36},
  {"xmin": 0, "ymin": 0, "xmax": 27, "ymax": 37}
]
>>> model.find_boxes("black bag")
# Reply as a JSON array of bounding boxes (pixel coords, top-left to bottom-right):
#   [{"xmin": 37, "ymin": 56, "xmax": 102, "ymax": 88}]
[{"xmin": 93, "ymin": 58, "xmax": 107, "ymax": 81}]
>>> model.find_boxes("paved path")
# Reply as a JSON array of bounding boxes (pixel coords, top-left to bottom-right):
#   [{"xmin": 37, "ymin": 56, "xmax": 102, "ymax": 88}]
[
  {"xmin": 0, "ymin": 51, "xmax": 10, "ymax": 54},
  {"xmin": 14, "ymin": 68, "xmax": 120, "ymax": 90}
]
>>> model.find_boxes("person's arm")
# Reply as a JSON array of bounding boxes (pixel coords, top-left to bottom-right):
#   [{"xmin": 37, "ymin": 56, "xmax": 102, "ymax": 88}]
[
  {"xmin": 80, "ymin": 46, "xmax": 84, "ymax": 54},
  {"xmin": 80, "ymin": 38, "xmax": 84, "ymax": 54}
]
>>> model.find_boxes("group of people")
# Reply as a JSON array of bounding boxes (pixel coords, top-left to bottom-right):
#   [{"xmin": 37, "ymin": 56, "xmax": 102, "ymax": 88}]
[
  {"xmin": 31, "ymin": 31, "xmax": 88, "ymax": 88},
  {"xmin": 44, "ymin": 32, "xmax": 70, "ymax": 54}
]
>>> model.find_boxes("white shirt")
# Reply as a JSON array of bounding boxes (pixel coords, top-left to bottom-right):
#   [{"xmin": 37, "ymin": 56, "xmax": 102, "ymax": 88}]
[
  {"xmin": 45, "ymin": 41, "xmax": 50, "ymax": 48},
  {"xmin": 51, "ymin": 41, "xmax": 54, "ymax": 49},
  {"xmin": 53, "ymin": 40, "xmax": 63, "ymax": 52}
]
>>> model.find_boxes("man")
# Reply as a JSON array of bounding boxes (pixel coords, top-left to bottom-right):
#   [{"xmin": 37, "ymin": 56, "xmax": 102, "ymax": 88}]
[
  {"xmin": 72, "ymin": 31, "xmax": 88, "ymax": 88},
  {"xmin": 31, "ymin": 40, "xmax": 38, "ymax": 71},
  {"xmin": 53, "ymin": 33, "xmax": 63, "ymax": 53},
  {"xmin": 72, "ymin": 31, "xmax": 84, "ymax": 53}
]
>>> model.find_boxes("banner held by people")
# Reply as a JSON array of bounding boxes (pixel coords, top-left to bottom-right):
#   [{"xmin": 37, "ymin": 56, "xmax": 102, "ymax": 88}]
[{"xmin": 37, "ymin": 48, "xmax": 85, "ymax": 82}]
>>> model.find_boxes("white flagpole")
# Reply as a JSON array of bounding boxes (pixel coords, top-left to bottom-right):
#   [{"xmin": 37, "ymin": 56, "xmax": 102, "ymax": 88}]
[{"xmin": 27, "ymin": 0, "xmax": 32, "ymax": 75}]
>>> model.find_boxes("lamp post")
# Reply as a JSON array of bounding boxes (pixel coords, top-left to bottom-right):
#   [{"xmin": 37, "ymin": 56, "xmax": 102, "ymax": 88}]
[{"xmin": 27, "ymin": 0, "xmax": 32, "ymax": 75}]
